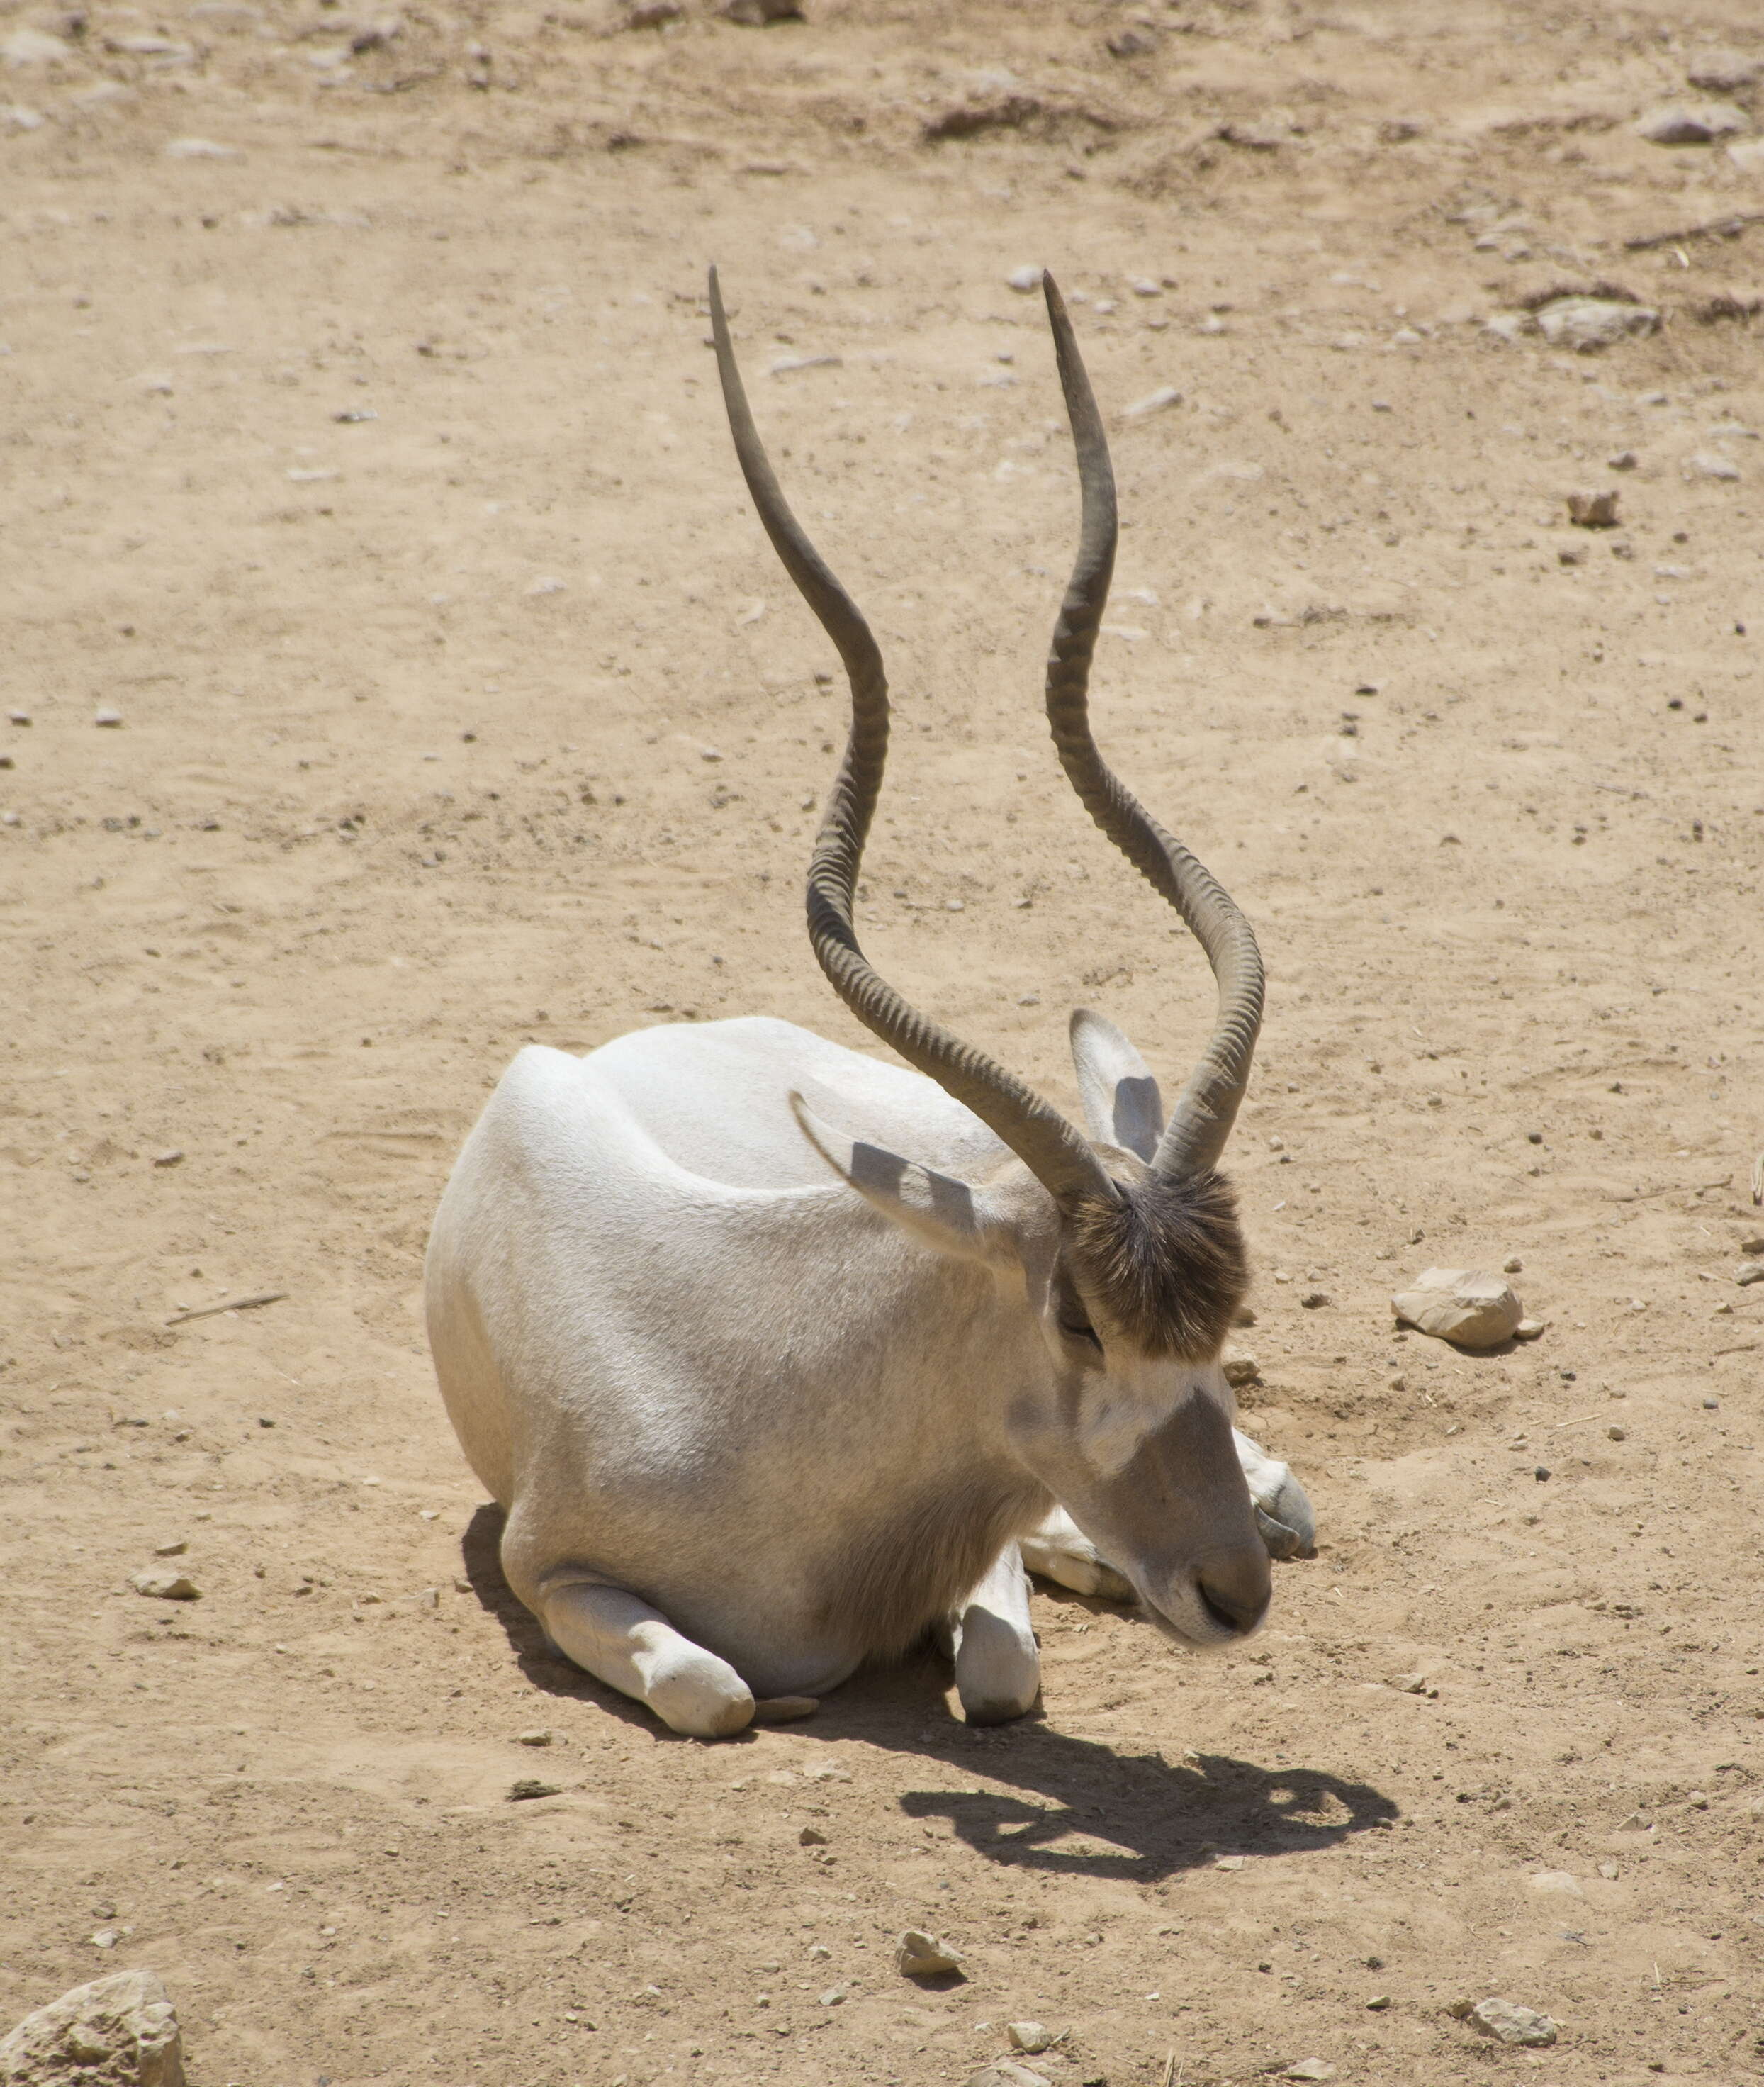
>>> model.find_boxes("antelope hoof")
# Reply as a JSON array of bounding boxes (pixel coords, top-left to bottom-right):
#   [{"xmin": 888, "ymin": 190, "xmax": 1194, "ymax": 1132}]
[
  {"xmin": 1020, "ymin": 1514, "xmax": 1134, "ymax": 1604},
  {"xmin": 644, "ymin": 1647, "xmax": 756, "ymax": 1739},
  {"xmin": 1251, "ymin": 1466, "xmax": 1317, "ymax": 1561}
]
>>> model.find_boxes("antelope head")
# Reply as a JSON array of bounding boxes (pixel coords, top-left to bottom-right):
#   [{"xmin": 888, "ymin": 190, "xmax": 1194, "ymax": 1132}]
[{"xmin": 710, "ymin": 268, "xmax": 1275, "ymax": 1647}]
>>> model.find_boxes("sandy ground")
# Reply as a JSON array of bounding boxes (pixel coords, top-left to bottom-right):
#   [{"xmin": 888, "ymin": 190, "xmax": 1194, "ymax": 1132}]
[{"xmin": 4, "ymin": 1, "xmax": 1764, "ymax": 2082}]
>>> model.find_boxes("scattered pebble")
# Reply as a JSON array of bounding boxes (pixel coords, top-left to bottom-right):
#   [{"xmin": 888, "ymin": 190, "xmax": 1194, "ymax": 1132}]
[
  {"xmin": 6, "ymin": 710, "xmax": 29, "ymax": 726},
  {"xmin": 1688, "ymin": 49, "xmax": 1763, "ymax": 93},
  {"xmin": 1281, "ymin": 2066, "xmax": 1336, "ymax": 2083},
  {"xmin": 1529, "ymin": 1869, "xmax": 1583, "ymax": 1896},
  {"xmin": 1007, "ymin": 2022, "xmax": 1055, "ymax": 2054},
  {"xmin": 1534, "ymin": 297, "xmax": 1659, "ymax": 352},
  {"xmin": 515, "ymin": 1728, "xmax": 555, "ymax": 1746},
  {"xmin": 1392, "ymin": 1268, "xmax": 1524, "ymax": 1349},
  {"xmin": 1006, "ymin": 265, "xmax": 1043, "ymax": 293},
  {"xmin": 164, "ymin": 135, "xmax": 235, "ymax": 157},
  {"xmin": 751, "ymin": 1695, "xmax": 819, "ymax": 1724},
  {"xmin": 1222, "ymin": 1350, "xmax": 1260, "ymax": 1387},
  {"xmin": 506, "ymin": 1778, "xmax": 562, "ymax": 1801},
  {"xmin": 128, "ymin": 1569, "xmax": 199, "ymax": 1601},
  {"xmin": 1300, "ymin": 1292, "xmax": 1331, "ymax": 1310},
  {"xmin": 152, "ymin": 1149, "xmax": 184, "ymax": 1168},
  {"xmin": 1123, "ymin": 384, "xmax": 1183, "ymax": 420},
  {"xmin": 152, "ymin": 1538, "xmax": 188, "ymax": 1557},
  {"xmin": 967, "ymin": 2066, "xmax": 1050, "ymax": 2087},
  {"xmin": 1743, "ymin": 1235, "xmax": 1764, "ymax": 1256},
  {"xmin": 816, "ymin": 1984, "xmax": 845, "ymax": 2005},
  {"xmin": 895, "ymin": 1929, "xmax": 962, "ymax": 1978},
  {"xmin": 1454, "ymin": 1996, "xmax": 1560, "ymax": 2047},
  {"xmin": 799, "ymin": 1825, "xmax": 828, "ymax": 1846},
  {"xmin": 94, "ymin": 708, "xmax": 123, "ymax": 729},
  {"xmin": 1636, "ymin": 102, "xmax": 1751, "ymax": 145},
  {"xmin": 723, "ymin": 0, "xmax": 802, "ymax": 21},
  {"xmin": 1366, "ymin": 1994, "xmax": 1393, "ymax": 2010},
  {"xmin": 1566, "ymin": 489, "xmax": 1620, "ymax": 528},
  {"xmin": 1607, "ymin": 1425, "xmax": 1627, "ymax": 1441},
  {"xmin": 1685, "ymin": 451, "xmax": 1741, "ymax": 481},
  {"xmin": 0, "ymin": 1970, "xmax": 182, "ymax": 2080},
  {"xmin": 1608, "ymin": 450, "xmax": 1639, "ymax": 471},
  {"xmin": 1736, "ymin": 1262, "xmax": 1764, "ymax": 1287}
]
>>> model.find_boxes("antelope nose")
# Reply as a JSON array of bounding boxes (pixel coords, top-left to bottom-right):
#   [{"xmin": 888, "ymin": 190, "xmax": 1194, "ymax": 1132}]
[{"xmin": 1196, "ymin": 1545, "xmax": 1271, "ymax": 1637}]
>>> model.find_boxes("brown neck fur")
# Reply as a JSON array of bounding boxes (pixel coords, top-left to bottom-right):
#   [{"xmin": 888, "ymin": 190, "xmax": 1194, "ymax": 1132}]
[{"xmin": 1064, "ymin": 1169, "xmax": 1247, "ymax": 1359}]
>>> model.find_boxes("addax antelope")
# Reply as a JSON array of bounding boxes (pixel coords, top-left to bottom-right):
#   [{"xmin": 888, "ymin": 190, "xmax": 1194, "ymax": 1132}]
[{"xmin": 424, "ymin": 269, "xmax": 1314, "ymax": 1738}]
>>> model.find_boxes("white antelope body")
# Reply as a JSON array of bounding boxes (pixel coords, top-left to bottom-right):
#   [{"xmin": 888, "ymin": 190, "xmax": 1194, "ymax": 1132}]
[{"xmin": 425, "ymin": 271, "xmax": 1314, "ymax": 1738}]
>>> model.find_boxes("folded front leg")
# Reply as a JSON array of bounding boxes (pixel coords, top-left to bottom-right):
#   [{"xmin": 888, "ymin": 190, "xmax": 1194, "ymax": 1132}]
[
  {"xmin": 950, "ymin": 1543, "xmax": 1040, "ymax": 1725},
  {"xmin": 1019, "ymin": 1504, "xmax": 1134, "ymax": 1601},
  {"xmin": 1232, "ymin": 1428, "xmax": 1317, "ymax": 1560},
  {"xmin": 538, "ymin": 1574, "xmax": 756, "ymax": 1739}
]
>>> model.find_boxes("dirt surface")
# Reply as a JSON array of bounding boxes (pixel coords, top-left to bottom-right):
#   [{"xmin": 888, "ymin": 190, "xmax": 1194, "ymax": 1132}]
[{"xmin": 4, "ymin": 2, "xmax": 1764, "ymax": 2083}]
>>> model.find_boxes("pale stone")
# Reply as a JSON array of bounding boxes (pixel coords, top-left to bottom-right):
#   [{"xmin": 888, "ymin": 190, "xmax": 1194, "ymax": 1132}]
[
  {"xmin": 1392, "ymin": 1268, "xmax": 1523, "ymax": 1349},
  {"xmin": 1007, "ymin": 2022, "xmax": 1055, "ymax": 2053},
  {"xmin": 1685, "ymin": 451, "xmax": 1741, "ymax": 481},
  {"xmin": 0, "ymin": 1969, "xmax": 184, "ymax": 2086},
  {"xmin": 1534, "ymin": 297, "xmax": 1658, "ymax": 352},
  {"xmin": 1528, "ymin": 1869, "xmax": 1583, "ymax": 1896},
  {"xmin": 895, "ymin": 1929, "xmax": 962, "ymax": 1977},
  {"xmin": 1636, "ymin": 102, "xmax": 1750, "ymax": 145},
  {"xmin": 128, "ymin": 1570, "xmax": 198, "ymax": 1601},
  {"xmin": 1688, "ymin": 49, "xmax": 1763, "ymax": 93},
  {"xmin": 2, "ymin": 28, "xmax": 72, "ymax": 65},
  {"xmin": 1006, "ymin": 265, "xmax": 1043, "ymax": 293},
  {"xmin": 1463, "ymin": 1996, "xmax": 1559, "ymax": 2047},
  {"xmin": 967, "ymin": 2067, "xmax": 1051, "ymax": 2087}
]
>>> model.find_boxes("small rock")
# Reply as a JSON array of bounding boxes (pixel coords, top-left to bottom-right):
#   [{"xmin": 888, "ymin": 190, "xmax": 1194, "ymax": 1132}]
[
  {"xmin": 506, "ymin": 1778, "xmax": 562, "ymax": 1801},
  {"xmin": 515, "ymin": 1728, "xmax": 555, "ymax": 1746},
  {"xmin": 1393, "ymin": 1672, "xmax": 1438, "ymax": 1697},
  {"xmin": 1218, "ymin": 118, "xmax": 1289, "ymax": 151},
  {"xmin": 1281, "ymin": 2066, "xmax": 1336, "ymax": 2083},
  {"xmin": 128, "ymin": 1570, "xmax": 199, "ymax": 1601},
  {"xmin": 1607, "ymin": 1425, "xmax": 1627, "ymax": 1441},
  {"xmin": 152, "ymin": 1539, "xmax": 188, "ymax": 1557},
  {"xmin": 1222, "ymin": 1350, "xmax": 1260, "ymax": 1388},
  {"xmin": 1008, "ymin": 2022, "xmax": 1055, "ymax": 2053},
  {"xmin": 1567, "ymin": 489, "xmax": 1620, "ymax": 528},
  {"xmin": 1687, "ymin": 49, "xmax": 1763, "ymax": 93},
  {"xmin": 1502, "ymin": 1255, "xmax": 1523, "ymax": 1273},
  {"xmin": 1536, "ymin": 298, "xmax": 1659, "ymax": 352},
  {"xmin": 1392, "ymin": 1268, "xmax": 1524, "ymax": 1349},
  {"xmin": 895, "ymin": 1929, "xmax": 962, "ymax": 1978},
  {"xmin": 163, "ymin": 135, "xmax": 235, "ymax": 157},
  {"xmin": 799, "ymin": 1825, "xmax": 828, "ymax": 1846},
  {"xmin": 1685, "ymin": 451, "xmax": 1741, "ymax": 481},
  {"xmin": 1, "ymin": 26, "xmax": 73, "ymax": 63},
  {"xmin": 1741, "ymin": 1234, "xmax": 1764, "ymax": 1256},
  {"xmin": 1608, "ymin": 449, "xmax": 1639, "ymax": 471},
  {"xmin": 1300, "ymin": 1291, "xmax": 1330, "ymax": 1310},
  {"xmin": 1736, "ymin": 1262, "xmax": 1764, "ymax": 1286},
  {"xmin": 7, "ymin": 710, "xmax": 30, "ymax": 726},
  {"xmin": 1366, "ymin": 1994, "xmax": 1392, "ymax": 2010},
  {"xmin": 0, "ymin": 1969, "xmax": 184, "ymax": 2086},
  {"xmin": 1529, "ymin": 1869, "xmax": 1582, "ymax": 1896},
  {"xmin": 1006, "ymin": 264, "xmax": 1043, "ymax": 293},
  {"xmin": 94, "ymin": 707, "xmax": 124, "ymax": 729},
  {"xmin": 1, "ymin": 101, "xmax": 43, "ymax": 129},
  {"xmin": 624, "ymin": 0, "xmax": 683, "ymax": 23},
  {"xmin": 817, "ymin": 1984, "xmax": 846, "ymax": 2005},
  {"xmin": 722, "ymin": 0, "xmax": 802, "ymax": 21},
  {"xmin": 1636, "ymin": 101, "xmax": 1750, "ymax": 145},
  {"xmin": 152, "ymin": 1149, "xmax": 184, "ymax": 1168},
  {"xmin": 1379, "ymin": 116, "xmax": 1426, "ymax": 142},
  {"xmin": 1513, "ymin": 1317, "xmax": 1546, "ymax": 1340},
  {"xmin": 1460, "ymin": 1996, "xmax": 1559, "ymax": 2047},
  {"xmin": 1123, "ymin": 384, "xmax": 1183, "ymax": 420},
  {"xmin": 967, "ymin": 2066, "xmax": 1050, "ymax": 2087}
]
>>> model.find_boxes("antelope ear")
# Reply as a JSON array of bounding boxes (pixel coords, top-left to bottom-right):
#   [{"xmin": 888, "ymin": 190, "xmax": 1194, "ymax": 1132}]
[
  {"xmin": 790, "ymin": 1092, "xmax": 1017, "ymax": 1265},
  {"xmin": 1068, "ymin": 1008, "xmax": 1164, "ymax": 1163}
]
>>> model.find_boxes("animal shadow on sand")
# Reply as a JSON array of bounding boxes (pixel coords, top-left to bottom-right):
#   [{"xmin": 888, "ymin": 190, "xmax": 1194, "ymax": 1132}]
[{"xmin": 461, "ymin": 1504, "xmax": 1395, "ymax": 1884}]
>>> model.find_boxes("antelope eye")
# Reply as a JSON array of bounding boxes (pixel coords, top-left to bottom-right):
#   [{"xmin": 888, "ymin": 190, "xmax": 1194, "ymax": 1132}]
[{"xmin": 1060, "ymin": 1316, "xmax": 1102, "ymax": 1353}]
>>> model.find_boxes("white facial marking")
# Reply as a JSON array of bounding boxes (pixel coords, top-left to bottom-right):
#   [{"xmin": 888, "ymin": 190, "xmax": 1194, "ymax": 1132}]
[{"xmin": 1079, "ymin": 1358, "xmax": 1226, "ymax": 1476}]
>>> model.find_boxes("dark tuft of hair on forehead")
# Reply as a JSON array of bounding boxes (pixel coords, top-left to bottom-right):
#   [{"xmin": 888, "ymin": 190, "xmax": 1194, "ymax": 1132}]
[{"xmin": 1064, "ymin": 1170, "xmax": 1248, "ymax": 1360}]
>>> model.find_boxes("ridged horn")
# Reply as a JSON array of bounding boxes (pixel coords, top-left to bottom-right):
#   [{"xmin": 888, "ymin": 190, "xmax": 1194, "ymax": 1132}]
[
  {"xmin": 707, "ymin": 266, "xmax": 1114, "ymax": 1209},
  {"xmin": 1038, "ymin": 272, "xmax": 1264, "ymax": 1179}
]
